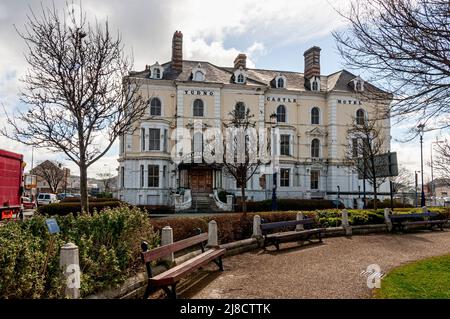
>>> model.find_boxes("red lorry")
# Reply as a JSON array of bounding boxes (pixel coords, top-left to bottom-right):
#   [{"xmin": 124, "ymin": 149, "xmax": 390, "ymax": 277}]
[{"xmin": 0, "ymin": 149, "xmax": 24, "ymax": 220}]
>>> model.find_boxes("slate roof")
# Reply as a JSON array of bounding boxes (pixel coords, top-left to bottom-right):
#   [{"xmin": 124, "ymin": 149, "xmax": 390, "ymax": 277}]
[{"xmin": 130, "ymin": 60, "xmax": 385, "ymax": 94}]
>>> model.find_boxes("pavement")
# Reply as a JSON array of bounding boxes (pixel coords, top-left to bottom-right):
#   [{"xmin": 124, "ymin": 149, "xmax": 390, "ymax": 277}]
[{"xmin": 157, "ymin": 231, "xmax": 450, "ymax": 299}]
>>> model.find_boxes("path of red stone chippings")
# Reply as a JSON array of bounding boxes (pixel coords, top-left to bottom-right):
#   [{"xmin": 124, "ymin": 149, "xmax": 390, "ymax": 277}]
[{"xmin": 150, "ymin": 231, "xmax": 450, "ymax": 299}]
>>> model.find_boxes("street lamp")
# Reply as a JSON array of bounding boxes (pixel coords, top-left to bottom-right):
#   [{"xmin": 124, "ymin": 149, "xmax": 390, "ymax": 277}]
[
  {"xmin": 270, "ymin": 113, "xmax": 278, "ymax": 211},
  {"xmin": 414, "ymin": 170, "xmax": 421, "ymax": 207},
  {"xmin": 417, "ymin": 124, "xmax": 425, "ymax": 207}
]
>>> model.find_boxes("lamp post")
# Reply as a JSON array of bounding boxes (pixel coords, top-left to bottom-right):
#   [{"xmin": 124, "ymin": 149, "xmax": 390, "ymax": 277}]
[
  {"xmin": 417, "ymin": 124, "xmax": 425, "ymax": 207},
  {"xmin": 414, "ymin": 170, "xmax": 420, "ymax": 207},
  {"xmin": 270, "ymin": 113, "xmax": 278, "ymax": 211}
]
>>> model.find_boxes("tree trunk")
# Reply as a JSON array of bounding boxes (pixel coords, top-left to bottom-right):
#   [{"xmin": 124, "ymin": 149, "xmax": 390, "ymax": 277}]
[
  {"xmin": 79, "ymin": 163, "xmax": 89, "ymax": 214},
  {"xmin": 373, "ymin": 175, "xmax": 378, "ymax": 210},
  {"xmin": 241, "ymin": 183, "xmax": 247, "ymax": 213}
]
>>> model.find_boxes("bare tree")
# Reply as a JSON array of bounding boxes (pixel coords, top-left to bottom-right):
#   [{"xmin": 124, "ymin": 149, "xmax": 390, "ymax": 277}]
[
  {"xmin": 347, "ymin": 112, "xmax": 389, "ymax": 209},
  {"xmin": 31, "ymin": 160, "xmax": 65, "ymax": 194},
  {"xmin": 1, "ymin": 3, "xmax": 147, "ymax": 212},
  {"xmin": 222, "ymin": 107, "xmax": 269, "ymax": 213},
  {"xmin": 333, "ymin": 0, "xmax": 450, "ymax": 133},
  {"xmin": 433, "ymin": 139, "xmax": 450, "ymax": 183},
  {"xmin": 391, "ymin": 166, "xmax": 415, "ymax": 206}
]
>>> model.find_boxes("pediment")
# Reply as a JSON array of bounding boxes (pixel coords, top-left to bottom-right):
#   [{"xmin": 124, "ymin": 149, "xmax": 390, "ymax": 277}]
[{"xmin": 306, "ymin": 127, "xmax": 327, "ymax": 136}]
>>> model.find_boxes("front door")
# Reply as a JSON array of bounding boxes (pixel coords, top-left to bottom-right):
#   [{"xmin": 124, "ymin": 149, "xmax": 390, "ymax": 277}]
[{"xmin": 190, "ymin": 169, "xmax": 212, "ymax": 193}]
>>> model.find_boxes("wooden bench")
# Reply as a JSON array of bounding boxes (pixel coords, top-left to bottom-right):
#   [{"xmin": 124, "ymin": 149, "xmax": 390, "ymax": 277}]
[
  {"xmin": 390, "ymin": 212, "xmax": 447, "ymax": 232},
  {"xmin": 141, "ymin": 231, "xmax": 225, "ymax": 299},
  {"xmin": 260, "ymin": 218, "xmax": 322, "ymax": 251}
]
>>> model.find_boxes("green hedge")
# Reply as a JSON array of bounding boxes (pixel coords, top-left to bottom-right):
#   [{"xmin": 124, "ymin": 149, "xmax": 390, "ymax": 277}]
[
  {"xmin": 236, "ymin": 199, "xmax": 345, "ymax": 212},
  {"xmin": 0, "ymin": 205, "xmax": 158, "ymax": 298},
  {"xmin": 60, "ymin": 197, "xmax": 120, "ymax": 203},
  {"xmin": 37, "ymin": 201, "xmax": 123, "ymax": 216},
  {"xmin": 136, "ymin": 205, "xmax": 175, "ymax": 214}
]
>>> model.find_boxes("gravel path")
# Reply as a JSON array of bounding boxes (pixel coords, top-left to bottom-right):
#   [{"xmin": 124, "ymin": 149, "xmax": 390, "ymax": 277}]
[{"xmin": 174, "ymin": 231, "xmax": 450, "ymax": 299}]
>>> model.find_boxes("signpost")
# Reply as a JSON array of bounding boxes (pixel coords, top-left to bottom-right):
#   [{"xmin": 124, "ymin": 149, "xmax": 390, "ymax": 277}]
[
  {"xmin": 42, "ymin": 218, "xmax": 60, "ymax": 277},
  {"xmin": 357, "ymin": 152, "xmax": 399, "ymax": 209}
]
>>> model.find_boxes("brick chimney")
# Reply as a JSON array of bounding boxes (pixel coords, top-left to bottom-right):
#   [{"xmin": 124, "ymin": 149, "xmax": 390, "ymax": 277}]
[
  {"xmin": 171, "ymin": 31, "xmax": 183, "ymax": 73},
  {"xmin": 303, "ymin": 46, "xmax": 321, "ymax": 79},
  {"xmin": 234, "ymin": 53, "xmax": 247, "ymax": 69}
]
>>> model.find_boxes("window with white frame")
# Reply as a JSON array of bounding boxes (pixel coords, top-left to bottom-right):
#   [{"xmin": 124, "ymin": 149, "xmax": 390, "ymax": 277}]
[
  {"xmin": 280, "ymin": 168, "xmax": 290, "ymax": 187},
  {"xmin": 141, "ymin": 128, "xmax": 145, "ymax": 151},
  {"xmin": 280, "ymin": 134, "xmax": 290, "ymax": 156},
  {"xmin": 193, "ymin": 99, "xmax": 204, "ymax": 117},
  {"xmin": 237, "ymin": 74, "xmax": 244, "ymax": 83},
  {"xmin": 277, "ymin": 77, "xmax": 284, "ymax": 88},
  {"xmin": 163, "ymin": 129, "xmax": 168, "ymax": 153},
  {"xmin": 149, "ymin": 62, "xmax": 164, "ymax": 79},
  {"xmin": 311, "ymin": 139, "xmax": 320, "ymax": 158},
  {"xmin": 310, "ymin": 170, "xmax": 319, "ymax": 190},
  {"xmin": 194, "ymin": 71, "xmax": 204, "ymax": 81},
  {"xmin": 311, "ymin": 76, "xmax": 320, "ymax": 91},
  {"xmin": 148, "ymin": 128, "xmax": 160, "ymax": 150},
  {"xmin": 234, "ymin": 67, "xmax": 247, "ymax": 84},
  {"xmin": 276, "ymin": 105, "xmax": 286, "ymax": 123},
  {"xmin": 150, "ymin": 97, "xmax": 162, "ymax": 116},
  {"xmin": 140, "ymin": 165, "xmax": 144, "ymax": 187},
  {"xmin": 147, "ymin": 165, "xmax": 159, "ymax": 187},
  {"xmin": 311, "ymin": 107, "xmax": 320, "ymax": 125}
]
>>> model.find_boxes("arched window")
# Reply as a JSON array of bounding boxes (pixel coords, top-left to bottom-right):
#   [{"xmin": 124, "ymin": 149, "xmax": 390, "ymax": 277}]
[
  {"xmin": 237, "ymin": 74, "xmax": 244, "ymax": 83},
  {"xmin": 311, "ymin": 139, "xmax": 320, "ymax": 158},
  {"xmin": 311, "ymin": 107, "xmax": 320, "ymax": 125},
  {"xmin": 193, "ymin": 99, "xmax": 204, "ymax": 117},
  {"xmin": 276, "ymin": 105, "xmax": 286, "ymax": 123},
  {"xmin": 155, "ymin": 68, "xmax": 161, "ymax": 79},
  {"xmin": 356, "ymin": 109, "xmax": 366, "ymax": 125},
  {"xmin": 277, "ymin": 77, "xmax": 284, "ymax": 88},
  {"xmin": 150, "ymin": 97, "xmax": 162, "ymax": 116},
  {"xmin": 194, "ymin": 71, "xmax": 204, "ymax": 81},
  {"xmin": 235, "ymin": 102, "xmax": 245, "ymax": 119}
]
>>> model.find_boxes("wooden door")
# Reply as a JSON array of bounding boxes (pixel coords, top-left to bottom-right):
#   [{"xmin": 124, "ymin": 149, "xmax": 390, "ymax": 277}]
[{"xmin": 190, "ymin": 170, "xmax": 212, "ymax": 193}]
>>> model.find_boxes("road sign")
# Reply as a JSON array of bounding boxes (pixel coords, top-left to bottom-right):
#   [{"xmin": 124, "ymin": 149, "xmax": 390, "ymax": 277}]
[
  {"xmin": 45, "ymin": 218, "xmax": 60, "ymax": 234},
  {"xmin": 357, "ymin": 152, "xmax": 398, "ymax": 179}
]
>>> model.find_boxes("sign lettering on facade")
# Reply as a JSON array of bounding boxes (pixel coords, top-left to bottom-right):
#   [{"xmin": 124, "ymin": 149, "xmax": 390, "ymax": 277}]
[
  {"xmin": 266, "ymin": 96, "xmax": 296, "ymax": 103},
  {"xmin": 184, "ymin": 90, "xmax": 214, "ymax": 96}
]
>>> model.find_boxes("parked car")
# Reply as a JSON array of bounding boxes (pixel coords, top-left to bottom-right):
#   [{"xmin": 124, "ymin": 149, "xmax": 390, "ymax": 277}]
[
  {"xmin": 21, "ymin": 196, "xmax": 36, "ymax": 210},
  {"xmin": 57, "ymin": 193, "xmax": 75, "ymax": 200},
  {"xmin": 37, "ymin": 193, "xmax": 58, "ymax": 206}
]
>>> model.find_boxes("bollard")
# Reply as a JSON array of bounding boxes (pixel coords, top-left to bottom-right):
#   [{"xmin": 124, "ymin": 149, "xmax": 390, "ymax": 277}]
[
  {"xmin": 60, "ymin": 242, "xmax": 80, "ymax": 299},
  {"xmin": 161, "ymin": 226, "xmax": 174, "ymax": 263},
  {"xmin": 296, "ymin": 212, "xmax": 304, "ymax": 231},
  {"xmin": 384, "ymin": 208, "xmax": 392, "ymax": 231},
  {"xmin": 207, "ymin": 220, "xmax": 219, "ymax": 247},
  {"xmin": 252, "ymin": 215, "xmax": 262, "ymax": 237},
  {"xmin": 341, "ymin": 209, "xmax": 352, "ymax": 236}
]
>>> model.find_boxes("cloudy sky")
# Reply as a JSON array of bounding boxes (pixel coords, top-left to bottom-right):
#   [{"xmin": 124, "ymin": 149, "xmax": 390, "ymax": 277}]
[{"xmin": 0, "ymin": 0, "xmax": 442, "ymax": 181}]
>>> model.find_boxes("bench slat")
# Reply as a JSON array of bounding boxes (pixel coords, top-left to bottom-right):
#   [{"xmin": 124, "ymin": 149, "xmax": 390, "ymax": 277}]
[
  {"xmin": 266, "ymin": 229, "xmax": 321, "ymax": 240},
  {"xmin": 390, "ymin": 213, "xmax": 438, "ymax": 220},
  {"xmin": 261, "ymin": 218, "xmax": 314, "ymax": 231},
  {"xmin": 149, "ymin": 248, "xmax": 225, "ymax": 286},
  {"xmin": 142, "ymin": 233, "xmax": 208, "ymax": 263}
]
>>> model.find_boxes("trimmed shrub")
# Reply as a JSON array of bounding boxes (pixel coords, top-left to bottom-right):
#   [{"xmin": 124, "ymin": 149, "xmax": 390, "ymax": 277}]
[
  {"xmin": 239, "ymin": 199, "xmax": 345, "ymax": 212},
  {"xmin": 136, "ymin": 205, "xmax": 175, "ymax": 215},
  {"xmin": 60, "ymin": 197, "xmax": 120, "ymax": 203},
  {"xmin": 37, "ymin": 201, "xmax": 123, "ymax": 216},
  {"xmin": 0, "ymin": 205, "xmax": 158, "ymax": 298}
]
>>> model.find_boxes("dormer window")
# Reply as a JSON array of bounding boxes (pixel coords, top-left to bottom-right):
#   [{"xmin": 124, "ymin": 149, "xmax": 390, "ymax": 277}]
[
  {"xmin": 311, "ymin": 76, "xmax": 320, "ymax": 91},
  {"xmin": 275, "ymin": 74, "xmax": 287, "ymax": 88},
  {"xmin": 233, "ymin": 66, "xmax": 247, "ymax": 84},
  {"xmin": 149, "ymin": 62, "xmax": 164, "ymax": 80},
  {"xmin": 192, "ymin": 63, "xmax": 206, "ymax": 81}
]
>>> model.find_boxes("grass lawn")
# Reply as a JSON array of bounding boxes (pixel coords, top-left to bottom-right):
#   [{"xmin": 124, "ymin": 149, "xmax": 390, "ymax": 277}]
[{"xmin": 374, "ymin": 254, "xmax": 450, "ymax": 299}]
